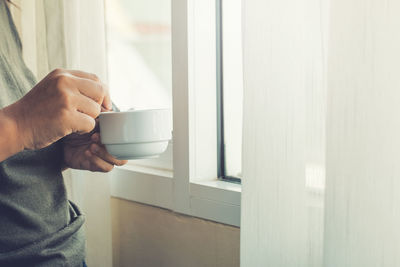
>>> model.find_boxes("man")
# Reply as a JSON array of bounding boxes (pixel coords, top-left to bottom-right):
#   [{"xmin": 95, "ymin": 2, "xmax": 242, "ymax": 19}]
[{"xmin": 0, "ymin": 1, "xmax": 126, "ymax": 266}]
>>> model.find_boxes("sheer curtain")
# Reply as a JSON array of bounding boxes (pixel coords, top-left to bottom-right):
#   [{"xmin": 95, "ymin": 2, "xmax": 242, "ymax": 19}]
[
  {"xmin": 241, "ymin": 0, "xmax": 400, "ymax": 266},
  {"xmin": 10, "ymin": 1, "xmax": 112, "ymax": 266}
]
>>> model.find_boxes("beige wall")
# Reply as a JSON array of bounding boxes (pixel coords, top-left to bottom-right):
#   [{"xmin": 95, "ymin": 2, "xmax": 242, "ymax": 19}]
[{"xmin": 111, "ymin": 198, "xmax": 240, "ymax": 267}]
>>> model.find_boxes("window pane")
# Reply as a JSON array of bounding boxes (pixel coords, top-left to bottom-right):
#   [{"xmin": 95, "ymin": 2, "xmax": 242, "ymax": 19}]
[
  {"xmin": 105, "ymin": 0, "xmax": 172, "ymax": 170},
  {"xmin": 221, "ymin": 0, "xmax": 243, "ymax": 179},
  {"xmin": 105, "ymin": 0, "xmax": 172, "ymax": 111}
]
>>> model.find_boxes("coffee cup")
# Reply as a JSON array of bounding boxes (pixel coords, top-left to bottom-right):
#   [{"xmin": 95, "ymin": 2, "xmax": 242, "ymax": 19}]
[{"xmin": 99, "ymin": 108, "xmax": 172, "ymax": 160}]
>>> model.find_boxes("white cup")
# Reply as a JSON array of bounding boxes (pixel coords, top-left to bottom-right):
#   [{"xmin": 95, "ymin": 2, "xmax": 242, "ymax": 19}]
[{"xmin": 99, "ymin": 108, "xmax": 172, "ymax": 160}]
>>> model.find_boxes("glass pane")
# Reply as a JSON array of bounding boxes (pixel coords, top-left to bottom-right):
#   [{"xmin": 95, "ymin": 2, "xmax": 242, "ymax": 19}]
[
  {"xmin": 105, "ymin": 0, "xmax": 172, "ymax": 111},
  {"xmin": 221, "ymin": 0, "xmax": 243, "ymax": 178},
  {"xmin": 105, "ymin": 0, "xmax": 172, "ymax": 170}
]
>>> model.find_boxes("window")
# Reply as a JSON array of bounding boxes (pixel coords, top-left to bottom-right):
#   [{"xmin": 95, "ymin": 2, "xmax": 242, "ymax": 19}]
[
  {"xmin": 107, "ymin": 0, "xmax": 241, "ymax": 227},
  {"xmin": 105, "ymin": 0, "xmax": 173, "ymax": 170},
  {"xmin": 217, "ymin": 0, "xmax": 243, "ymax": 181}
]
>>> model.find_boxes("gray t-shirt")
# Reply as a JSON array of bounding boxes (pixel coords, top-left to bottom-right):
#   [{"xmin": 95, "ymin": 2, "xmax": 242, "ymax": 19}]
[{"xmin": 0, "ymin": 2, "xmax": 85, "ymax": 266}]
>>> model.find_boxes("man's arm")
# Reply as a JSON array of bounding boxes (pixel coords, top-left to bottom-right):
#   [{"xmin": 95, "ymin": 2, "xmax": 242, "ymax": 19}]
[{"xmin": 0, "ymin": 106, "xmax": 23, "ymax": 162}]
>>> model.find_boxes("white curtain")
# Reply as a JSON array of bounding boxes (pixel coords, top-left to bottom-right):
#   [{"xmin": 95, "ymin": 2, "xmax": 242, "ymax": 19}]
[
  {"xmin": 10, "ymin": 1, "xmax": 112, "ymax": 267},
  {"xmin": 241, "ymin": 0, "xmax": 400, "ymax": 266}
]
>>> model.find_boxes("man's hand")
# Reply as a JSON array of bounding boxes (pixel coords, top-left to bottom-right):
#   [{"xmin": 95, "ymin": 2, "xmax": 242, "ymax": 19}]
[
  {"xmin": 3, "ymin": 68, "xmax": 111, "ymax": 151},
  {"xmin": 63, "ymin": 123, "xmax": 127, "ymax": 172}
]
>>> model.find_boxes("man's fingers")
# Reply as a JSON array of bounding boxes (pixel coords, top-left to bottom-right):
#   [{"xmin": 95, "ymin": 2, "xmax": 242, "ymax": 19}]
[
  {"xmin": 71, "ymin": 112, "xmax": 96, "ymax": 134},
  {"xmin": 72, "ymin": 76, "xmax": 106, "ymax": 105},
  {"xmin": 103, "ymin": 88, "xmax": 112, "ymax": 111},
  {"xmin": 90, "ymin": 133, "xmax": 127, "ymax": 165},
  {"xmin": 91, "ymin": 133, "xmax": 100, "ymax": 142},
  {"xmin": 67, "ymin": 70, "xmax": 100, "ymax": 82},
  {"xmin": 84, "ymin": 150, "xmax": 114, "ymax": 172},
  {"xmin": 74, "ymin": 94, "xmax": 101, "ymax": 119},
  {"xmin": 90, "ymin": 143, "xmax": 127, "ymax": 166},
  {"xmin": 68, "ymin": 70, "xmax": 112, "ymax": 110}
]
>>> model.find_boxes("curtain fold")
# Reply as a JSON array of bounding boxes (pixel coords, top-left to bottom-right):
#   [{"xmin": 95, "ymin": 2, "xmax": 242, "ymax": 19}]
[
  {"xmin": 10, "ymin": 1, "xmax": 112, "ymax": 267},
  {"xmin": 241, "ymin": 0, "xmax": 325, "ymax": 265},
  {"xmin": 324, "ymin": 0, "xmax": 400, "ymax": 266},
  {"xmin": 241, "ymin": 0, "xmax": 400, "ymax": 266}
]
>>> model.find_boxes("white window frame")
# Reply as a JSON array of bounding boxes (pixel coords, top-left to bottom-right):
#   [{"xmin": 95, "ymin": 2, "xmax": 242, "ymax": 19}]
[{"xmin": 109, "ymin": 0, "xmax": 241, "ymax": 227}]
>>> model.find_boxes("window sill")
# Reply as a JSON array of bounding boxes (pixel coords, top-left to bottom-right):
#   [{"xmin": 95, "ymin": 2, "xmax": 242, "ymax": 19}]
[
  {"xmin": 190, "ymin": 180, "xmax": 241, "ymax": 226},
  {"xmin": 110, "ymin": 165, "xmax": 241, "ymax": 227}
]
